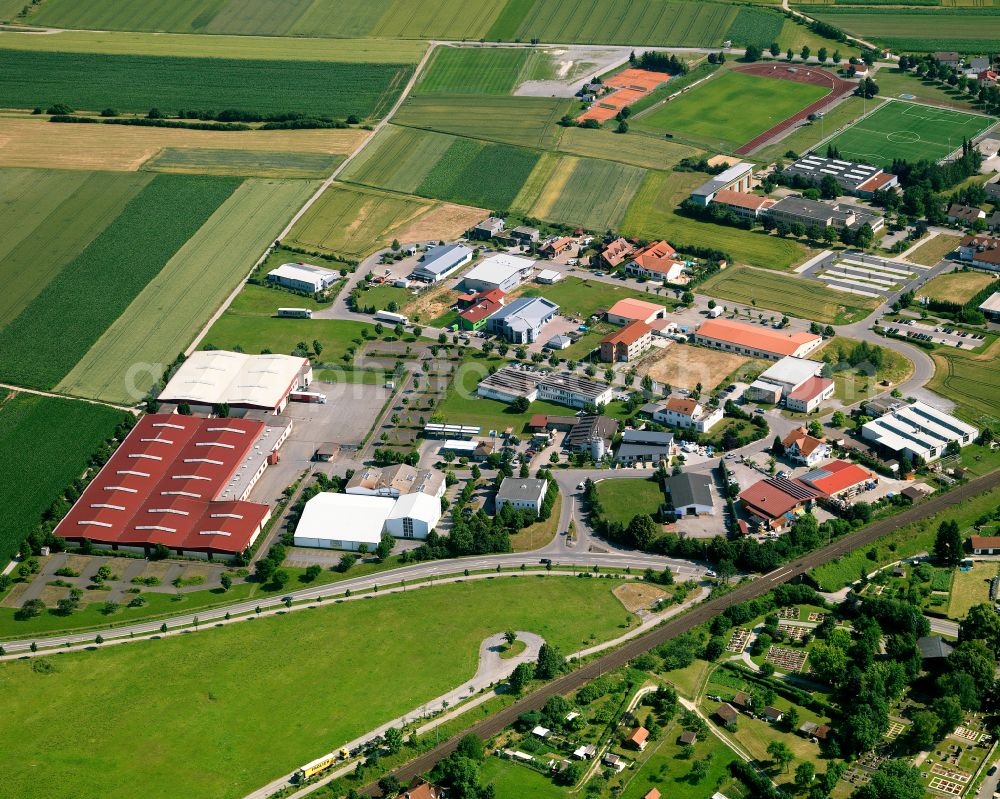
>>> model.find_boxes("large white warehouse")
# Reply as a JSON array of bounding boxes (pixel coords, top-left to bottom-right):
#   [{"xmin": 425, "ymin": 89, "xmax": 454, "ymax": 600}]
[{"xmin": 293, "ymin": 491, "xmax": 442, "ymax": 550}]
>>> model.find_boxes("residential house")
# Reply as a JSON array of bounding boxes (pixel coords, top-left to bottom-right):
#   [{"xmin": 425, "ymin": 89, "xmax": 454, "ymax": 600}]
[
  {"xmin": 602, "ymin": 237, "xmax": 636, "ymax": 268},
  {"xmin": 471, "ymin": 217, "xmax": 505, "ymax": 240},
  {"xmin": 600, "ymin": 320, "xmax": 654, "ymax": 362},
  {"xmin": 958, "ymin": 233, "xmax": 1000, "ymax": 271},
  {"xmin": 948, "ymin": 204, "xmax": 986, "ymax": 226},
  {"xmin": 934, "ymin": 51, "xmax": 961, "ymax": 67},
  {"xmin": 540, "ymin": 236, "xmax": 575, "ymax": 257},
  {"xmin": 627, "ymin": 727, "xmax": 649, "ymax": 751},
  {"xmin": 651, "ymin": 396, "xmax": 724, "ymax": 433},
  {"xmin": 970, "ymin": 535, "xmax": 1000, "ymax": 555},
  {"xmin": 782, "ymin": 427, "xmax": 831, "ymax": 466},
  {"xmin": 624, "ymin": 241, "xmax": 685, "ymax": 282}
]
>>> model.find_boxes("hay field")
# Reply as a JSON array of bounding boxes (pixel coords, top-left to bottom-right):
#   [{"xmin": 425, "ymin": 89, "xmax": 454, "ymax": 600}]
[
  {"xmin": 0, "ymin": 117, "xmax": 366, "ymax": 172},
  {"xmin": 556, "ymin": 127, "xmax": 700, "ymax": 170},
  {"xmin": 57, "ymin": 179, "xmax": 318, "ymax": 403},
  {"xmin": 639, "ymin": 345, "xmax": 750, "ymax": 390},
  {"xmin": 920, "ymin": 268, "xmax": 997, "ymax": 301},
  {"xmin": 415, "ymin": 46, "xmax": 533, "ymax": 95},
  {"xmin": 527, "ymin": 155, "xmax": 646, "ymax": 230},
  {"xmin": 339, "ymin": 125, "xmax": 454, "ymax": 194}
]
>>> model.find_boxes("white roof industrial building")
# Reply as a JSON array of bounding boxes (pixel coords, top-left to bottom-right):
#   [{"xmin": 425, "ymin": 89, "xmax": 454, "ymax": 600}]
[
  {"xmin": 861, "ymin": 400, "xmax": 978, "ymax": 463},
  {"xmin": 267, "ymin": 262, "xmax": 339, "ymax": 293},
  {"xmin": 462, "ymin": 254, "xmax": 534, "ymax": 293},
  {"xmin": 411, "ymin": 244, "xmax": 474, "ymax": 282},
  {"xmin": 159, "ymin": 351, "xmax": 311, "ymax": 412},
  {"xmin": 293, "ymin": 491, "xmax": 442, "ymax": 550}
]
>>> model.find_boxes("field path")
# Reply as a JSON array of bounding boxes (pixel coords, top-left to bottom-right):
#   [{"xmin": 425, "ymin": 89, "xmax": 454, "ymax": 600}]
[
  {"xmin": 184, "ymin": 41, "xmax": 438, "ymax": 356},
  {"xmin": 0, "ymin": 382, "xmax": 136, "ymax": 414}
]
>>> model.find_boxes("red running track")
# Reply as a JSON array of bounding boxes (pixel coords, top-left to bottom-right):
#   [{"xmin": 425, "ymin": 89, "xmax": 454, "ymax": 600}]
[{"xmin": 732, "ymin": 63, "xmax": 856, "ymax": 155}]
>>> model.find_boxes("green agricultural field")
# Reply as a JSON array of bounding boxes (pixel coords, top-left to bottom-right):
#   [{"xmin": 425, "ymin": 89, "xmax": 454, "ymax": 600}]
[
  {"xmin": 286, "ymin": 183, "xmax": 434, "ymax": 260},
  {"xmin": 57, "ymin": 179, "xmax": 319, "ymax": 404},
  {"xmin": 0, "ymin": 30, "xmax": 429, "ymax": 62},
  {"xmin": 0, "ymin": 168, "xmax": 153, "ymax": 327},
  {"xmin": 595, "ymin": 479, "xmax": 664, "ymax": 526},
  {"xmin": 821, "ymin": 100, "xmax": 996, "ymax": 167},
  {"xmin": 0, "ymin": 49, "xmax": 412, "ymax": 119},
  {"xmin": 526, "ymin": 156, "xmax": 646, "ymax": 230},
  {"xmin": 556, "ymin": 126, "xmax": 700, "ymax": 170},
  {"xmin": 724, "ymin": 6, "xmax": 784, "ymax": 47},
  {"xmin": 799, "ymin": 7, "xmax": 1000, "ymax": 52},
  {"xmin": 394, "ymin": 95, "xmax": 570, "ymax": 149},
  {"xmin": 416, "ymin": 137, "xmax": 541, "ymax": 209},
  {"xmin": 142, "ymin": 149, "xmax": 341, "ymax": 179},
  {"xmin": 0, "ymin": 174, "xmax": 240, "ymax": 390},
  {"xmin": 929, "ymin": 338, "xmax": 1000, "ymax": 430},
  {"xmin": 699, "ymin": 266, "xmax": 879, "ymax": 324},
  {"xmin": 0, "ymin": 577, "xmax": 630, "ymax": 799},
  {"xmin": 755, "ymin": 97, "xmax": 868, "ymax": 162},
  {"xmin": 415, "ymin": 46, "xmax": 534, "ymax": 95},
  {"xmin": 621, "ymin": 170, "xmax": 810, "ymax": 270},
  {"xmin": 340, "ymin": 125, "xmax": 456, "ymax": 194},
  {"xmin": 0, "ymin": 393, "xmax": 128, "ymax": 563},
  {"xmin": 486, "ymin": 0, "xmax": 738, "ymax": 47},
  {"xmin": 517, "ymin": 276, "xmax": 680, "ymax": 319},
  {"xmin": 775, "ymin": 17, "xmax": 861, "ymax": 58},
  {"xmin": 634, "ymin": 70, "xmax": 829, "ymax": 152}
]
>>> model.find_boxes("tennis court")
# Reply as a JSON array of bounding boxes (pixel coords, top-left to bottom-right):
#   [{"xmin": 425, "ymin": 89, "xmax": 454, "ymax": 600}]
[{"xmin": 821, "ymin": 100, "xmax": 996, "ymax": 167}]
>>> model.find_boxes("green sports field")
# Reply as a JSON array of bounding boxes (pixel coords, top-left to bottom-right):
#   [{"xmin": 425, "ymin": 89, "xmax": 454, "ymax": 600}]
[
  {"xmin": 0, "ymin": 393, "xmax": 128, "ymax": 564},
  {"xmin": 634, "ymin": 70, "xmax": 830, "ymax": 152},
  {"xmin": 0, "ymin": 577, "xmax": 631, "ymax": 799},
  {"xmin": 415, "ymin": 46, "xmax": 534, "ymax": 95},
  {"xmin": 819, "ymin": 100, "xmax": 996, "ymax": 167},
  {"xmin": 56, "ymin": 179, "xmax": 319, "ymax": 404}
]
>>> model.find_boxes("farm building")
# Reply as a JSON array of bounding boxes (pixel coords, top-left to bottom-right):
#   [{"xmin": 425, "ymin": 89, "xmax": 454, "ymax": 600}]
[
  {"xmin": 689, "ymin": 161, "xmax": 754, "ymax": 205},
  {"xmin": 54, "ymin": 414, "xmax": 286, "ymax": 559},
  {"xmin": 649, "ymin": 396, "xmax": 724, "ymax": 433},
  {"xmin": 624, "ymin": 241, "xmax": 684, "ymax": 282},
  {"xmin": 411, "ymin": 244, "xmax": 474, "ymax": 282},
  {"xmin": 462, "ymin": 253, "xmax": 534, "ymax": 293},
  {"xmin": 495, "ymin": 477, "xmax": 548, "ymax": 514},
  {"xmin": 345, "ymin": 464, "xmax": 445, "ymax": 498},
  {"xmin": 158, "ymin": 350, "xmax": 311, "ymax": 413},
  {"xmin": 799, "ymin": 460, "xmax": 877, "ymax": 500},
  {"xmin": 781, "ymin": 155, "xmax": 897, "ymax": 197},
  {"xmin": 267, "ymin": 262, "xmax": 339, "ymax": 293},
  {"xmin": 746, "ymin": 356, "xmax": 824, "ymax": 404},
  {"xmin": 710, "ymin": 189, "xmax": 775, "ymax": 220},
  {"xmin": 665, "ymin": 472, "xmax": 714, "ymax": 516},
  {"xmin": 978, "ymin": 292, "xmax": 1000, "ymax": 321},
  {"xmin": 615, "ymin": 429, "xmax": 675, "ymax": 465},
  {"xmin": 600, "ymin": 320, "xmax": 653, "ymax": 362},
  {"xmin": 861, "ymin": 400, "xmax": 977, "ymax": 463},
  {"xmin": 601, "ymin": 237, "xmax": 636, "ymax": 268},
  {"xmin": 970, "ymin": 535, "xmax": 1000, "ymax": 555},
  {"xmin": 739, "ymin": 477, "xmax": 822, "ymax": 531},
  {"xmin": 606, "ymin": 297, "xmax": 667, "ymax": 326},
  {"xmin": 470, "ymin": 217, "xmax": 505, "ymax": 240},
  {"xmin": 486, "ymin": 296, "xmax": 559, "ymax": 343},
  {"xmin": 694, "ymin": 318, "xmax": 822, "ymax": 360},
  {"xmin": 782, "ymin": 428, "xmax": 831, "ymax": 466}
]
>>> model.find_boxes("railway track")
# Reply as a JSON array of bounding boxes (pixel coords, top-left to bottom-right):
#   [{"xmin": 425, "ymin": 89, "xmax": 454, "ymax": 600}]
[{"xmin": 357, "ymin": 468, "xmax": 1000, "ymax": 796}]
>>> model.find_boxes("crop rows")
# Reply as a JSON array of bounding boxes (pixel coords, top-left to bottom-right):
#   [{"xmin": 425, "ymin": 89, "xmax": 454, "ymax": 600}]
[
  {"xmin": 724, "ymin": 6, "xmax": 785, "ymax": 47},
  {"xmin": 0, "ymin": 393, "xmax": 128, "ymax": 563},
  {"xmin": 416, "ymin": 138, "xmax": 540, "ymax": 210},
  {"xmin": 533, "ymin": 157, "xmax": 647, "ymax": 230},
  {"xmin": 342, "ymin": 125, "xmax": 455, "ymax": 194},
  {"xmin": 0, "ymin": 174, "xmax": 240, "ymax": 389},
  {"xmin": 0, "ymin": 49, "xmax": 413, "ymax": 119},
  {"xmin": 416, "ymin": 47, "xmax": 532, "ymax": 96}
]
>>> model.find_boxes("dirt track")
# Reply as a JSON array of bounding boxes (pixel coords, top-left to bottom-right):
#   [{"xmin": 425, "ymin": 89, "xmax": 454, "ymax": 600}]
[{"xmin": 360, "ymin": 467, "xmax": 1000, "ymax": 795}]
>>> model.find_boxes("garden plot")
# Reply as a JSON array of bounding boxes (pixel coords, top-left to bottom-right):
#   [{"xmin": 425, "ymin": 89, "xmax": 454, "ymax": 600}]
[
  {"xmin": 765, "ymin": 646, "xmax": 808, "ymax": 672},
  {"xmin": 816, "ymin": 257, "xmax": 914, "ymax": 298},
  {"xmin": 727, "ymin": 628, "xmax": 752, "ymax": 652},
  {"xmin": 885, "ymin": 720, "xmax": 906, "ymax": 740},
  {"xmin": 777, "ymin": 623, "xmax": 810, "ymax": 642},
  {"xmin": 928, "ymin": 777, "xmax": 964, "ymax": 796},
  {"xmin": 807, "ymin": 612, "xmax": 827, "ymax": 622}
]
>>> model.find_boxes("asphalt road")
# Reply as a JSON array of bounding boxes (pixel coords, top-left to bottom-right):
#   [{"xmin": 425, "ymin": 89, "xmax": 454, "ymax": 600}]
[{"xmin": 357, "ymin": 467, "xmax": 1000, "ymax": 796}]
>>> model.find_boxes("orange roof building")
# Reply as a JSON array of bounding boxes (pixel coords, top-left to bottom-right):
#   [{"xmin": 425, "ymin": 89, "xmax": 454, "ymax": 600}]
[
  {"xmin": 711, "ymin": 189, "xmax": 776, "ymax": 218},
  {"xmin": 600, "ymin": 320, "xmax": 653, "ymax": 363},
  {"xmin": 627, "ymin": 726, "xmax": 650, "ymax": 750},
  {"xmin": 606, "ymin": 297, "xmax": 666, "ymax": 325},
  {"xmin": 695, "ymin": 318, "xmax": 822, "ymax": 360},
  {"xmin": 624, "ymin": 241, "xmax": 685, "ymax": 282},
  {"xmin": 602, "ymin": 237, "xmax": 636, "ymax": 268},
  {"xmin": 799, "ymin": 459, "xmax": 876, "ymax": 498},
  {"xmin": 782, "ymin": 427, "xmax": 831, "ymax": 466}
]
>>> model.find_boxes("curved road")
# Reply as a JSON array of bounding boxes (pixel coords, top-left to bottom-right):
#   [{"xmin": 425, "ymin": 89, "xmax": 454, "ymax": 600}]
[{"xmin": 358, "ymin": 467, "xmax": 1000, "ymax": 795}]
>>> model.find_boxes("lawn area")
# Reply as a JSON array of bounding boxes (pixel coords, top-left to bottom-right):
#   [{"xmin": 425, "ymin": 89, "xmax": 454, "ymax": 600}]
[
  {"xmin": 947, "ymin": 562, "xmax": 998, "ymax": 620},
  {"xmin": 56, "ymin": 178, "xmax": 319, "ymax": 404},
  {"xmin": 928, "ymin": 337, "xmax": 1000, "ymax": 431},
  {"xmin": 556, "ymin": 126, "xmax": 701, "ymax": 170},
  {"xmin": 920, "ymin": 267, "xmax": 997, "ymax": 301},
  {"xmin": 662, "ymin": 658, "xmax": 714, "ymax": 699},
  {"xmin": 755, "ymin": 97, "xmax": 868, "ymax": 163},
  {"xmin": 820, "ymin": 99, "xmax": 996, "ymax": 168},
  {"xmin": 510, "ymin": 495, "xmax": 561, "ymax": 551},
  {"xmin": 0, "ymin": 173, "xmax": 241, "ymax": 390},
  {"xmin": 872, "ymin": 67, "xmax": 981, "ymax": 111},
  {"xmin": 480, "ymin": 757, "xmax": 569, "ymax": 798},
  {"xmin": 518, "ymin": 276, "xmax": 680, "ymax": 320},
  {"xmin": 699, "ymin": 267, "xmax": 879, "ymax": 325},
  {"xmin": 394, "ymin": 95, "xmax": 570, "ymax": 149},
  {"xmin": 633, "ymin": 70, "xmax": 829, "ymax": 152},
  {"xmin": 415, "ymin": 46, "xmax": 533, "ymax": 95},
  {"xmin": 811, "ymin": 483, "xmax": 1000, "ymax": 591},
  {"xmin": 816, "ymin": 336, "xmax": 913, "ymax": 403},
  {"xmin": 0, "ymin": 393, "xmax": 128, "ymax": 563},
  {"xmin": 0, "ymin": 577, "xmax": 631, "ymax": 799},
  {"xmin": 285, "ymin": 182, "xmax": 435, "ymax": 260},
  {"xmin": 775, "ymin": 17, "xmax": 860, "ymax": 59},
  {"xmin": 621, "ymin": 170, "xmax": 811, "ymax": 270},
  {"xmin": 594, "ymin": 479, "xmax": 664, "ymax": 526}
]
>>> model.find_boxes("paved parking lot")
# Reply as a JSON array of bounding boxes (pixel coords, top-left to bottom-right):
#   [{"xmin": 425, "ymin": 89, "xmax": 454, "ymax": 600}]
[
  {"xmin": 881, "ymin": 317, "xmax": 988, "ymax": 350},
  {"xmin": 801, "ymin": 250, "xmax": 947, "ymax": 301}
]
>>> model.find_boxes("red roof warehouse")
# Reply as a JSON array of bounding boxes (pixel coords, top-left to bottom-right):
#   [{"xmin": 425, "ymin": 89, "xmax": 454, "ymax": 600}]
[{"xmin": 55, "ymin": 414, "xmax": 282, "ymax": 559}]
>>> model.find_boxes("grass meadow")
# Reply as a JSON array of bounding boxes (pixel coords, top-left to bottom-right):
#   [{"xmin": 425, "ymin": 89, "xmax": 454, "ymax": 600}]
[
  {"xmin": 920, "ymin": 269, "xmax": 997, "ymax": 301},
  {"xmin": 821, "ymin": 100, "xmax": 996, "ymax": 167},
  {"xmin": 621, "ymin": 170, "xmax": 810, "ymax": 270},
  {"xmin": 415, "ymin": 46, "xmax": 533, "ymax": 95},
  {"xmin": 517, "ymin": 276, "xmax": 680, "ymax": 319},
  {"xmin": 0, "ymin": 393, "xmax": 127, "ymax": 563},
  {"xmin": 556, "ymin": 126, "xmax": 701, "ymax": 170},
  {"xmin": 0, "ymin": 168, "xmax": 152, "ymax": 326},
  {"xmin": 341, "ymin": 125, "xmax": 457, "ymax": 194},
  {"xmin": 0, "ymin": 173, "xmax": 240, "ymax": 390},
  {"xmin": 929, "ymin": 337, "xmax": 1000, "ymax": 431},
  {"xmin": 286, "ymin": 182, "xmax": 435, "ymax": 259},
  {"xmin": 698, "ymin": 266, "xmax": 879, "ymax": 325},
  {"xmin": 0, "ymin": 49, "xmax": 412, "ymax": 119},
  {"xmin": 634, "ymin": 70, "xmax": 829, "ymax": 151},
  {"xmin": 394, "ymin": 95, "xmax": 570, "ymax": 149},
  {"xmin": 0, "ymin": 577, "xmax": 632, "ymax": 799},
  {"xmin": 57, "ymin": 179, "xmax": 319, "ymax": 404},
  {"xmin": 415, "ymin": 137, "xmax": 541, "ymax": 210},
  {"xmin": 595, "ymin": 479, "xmax": 664, "ymax": 526}
]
